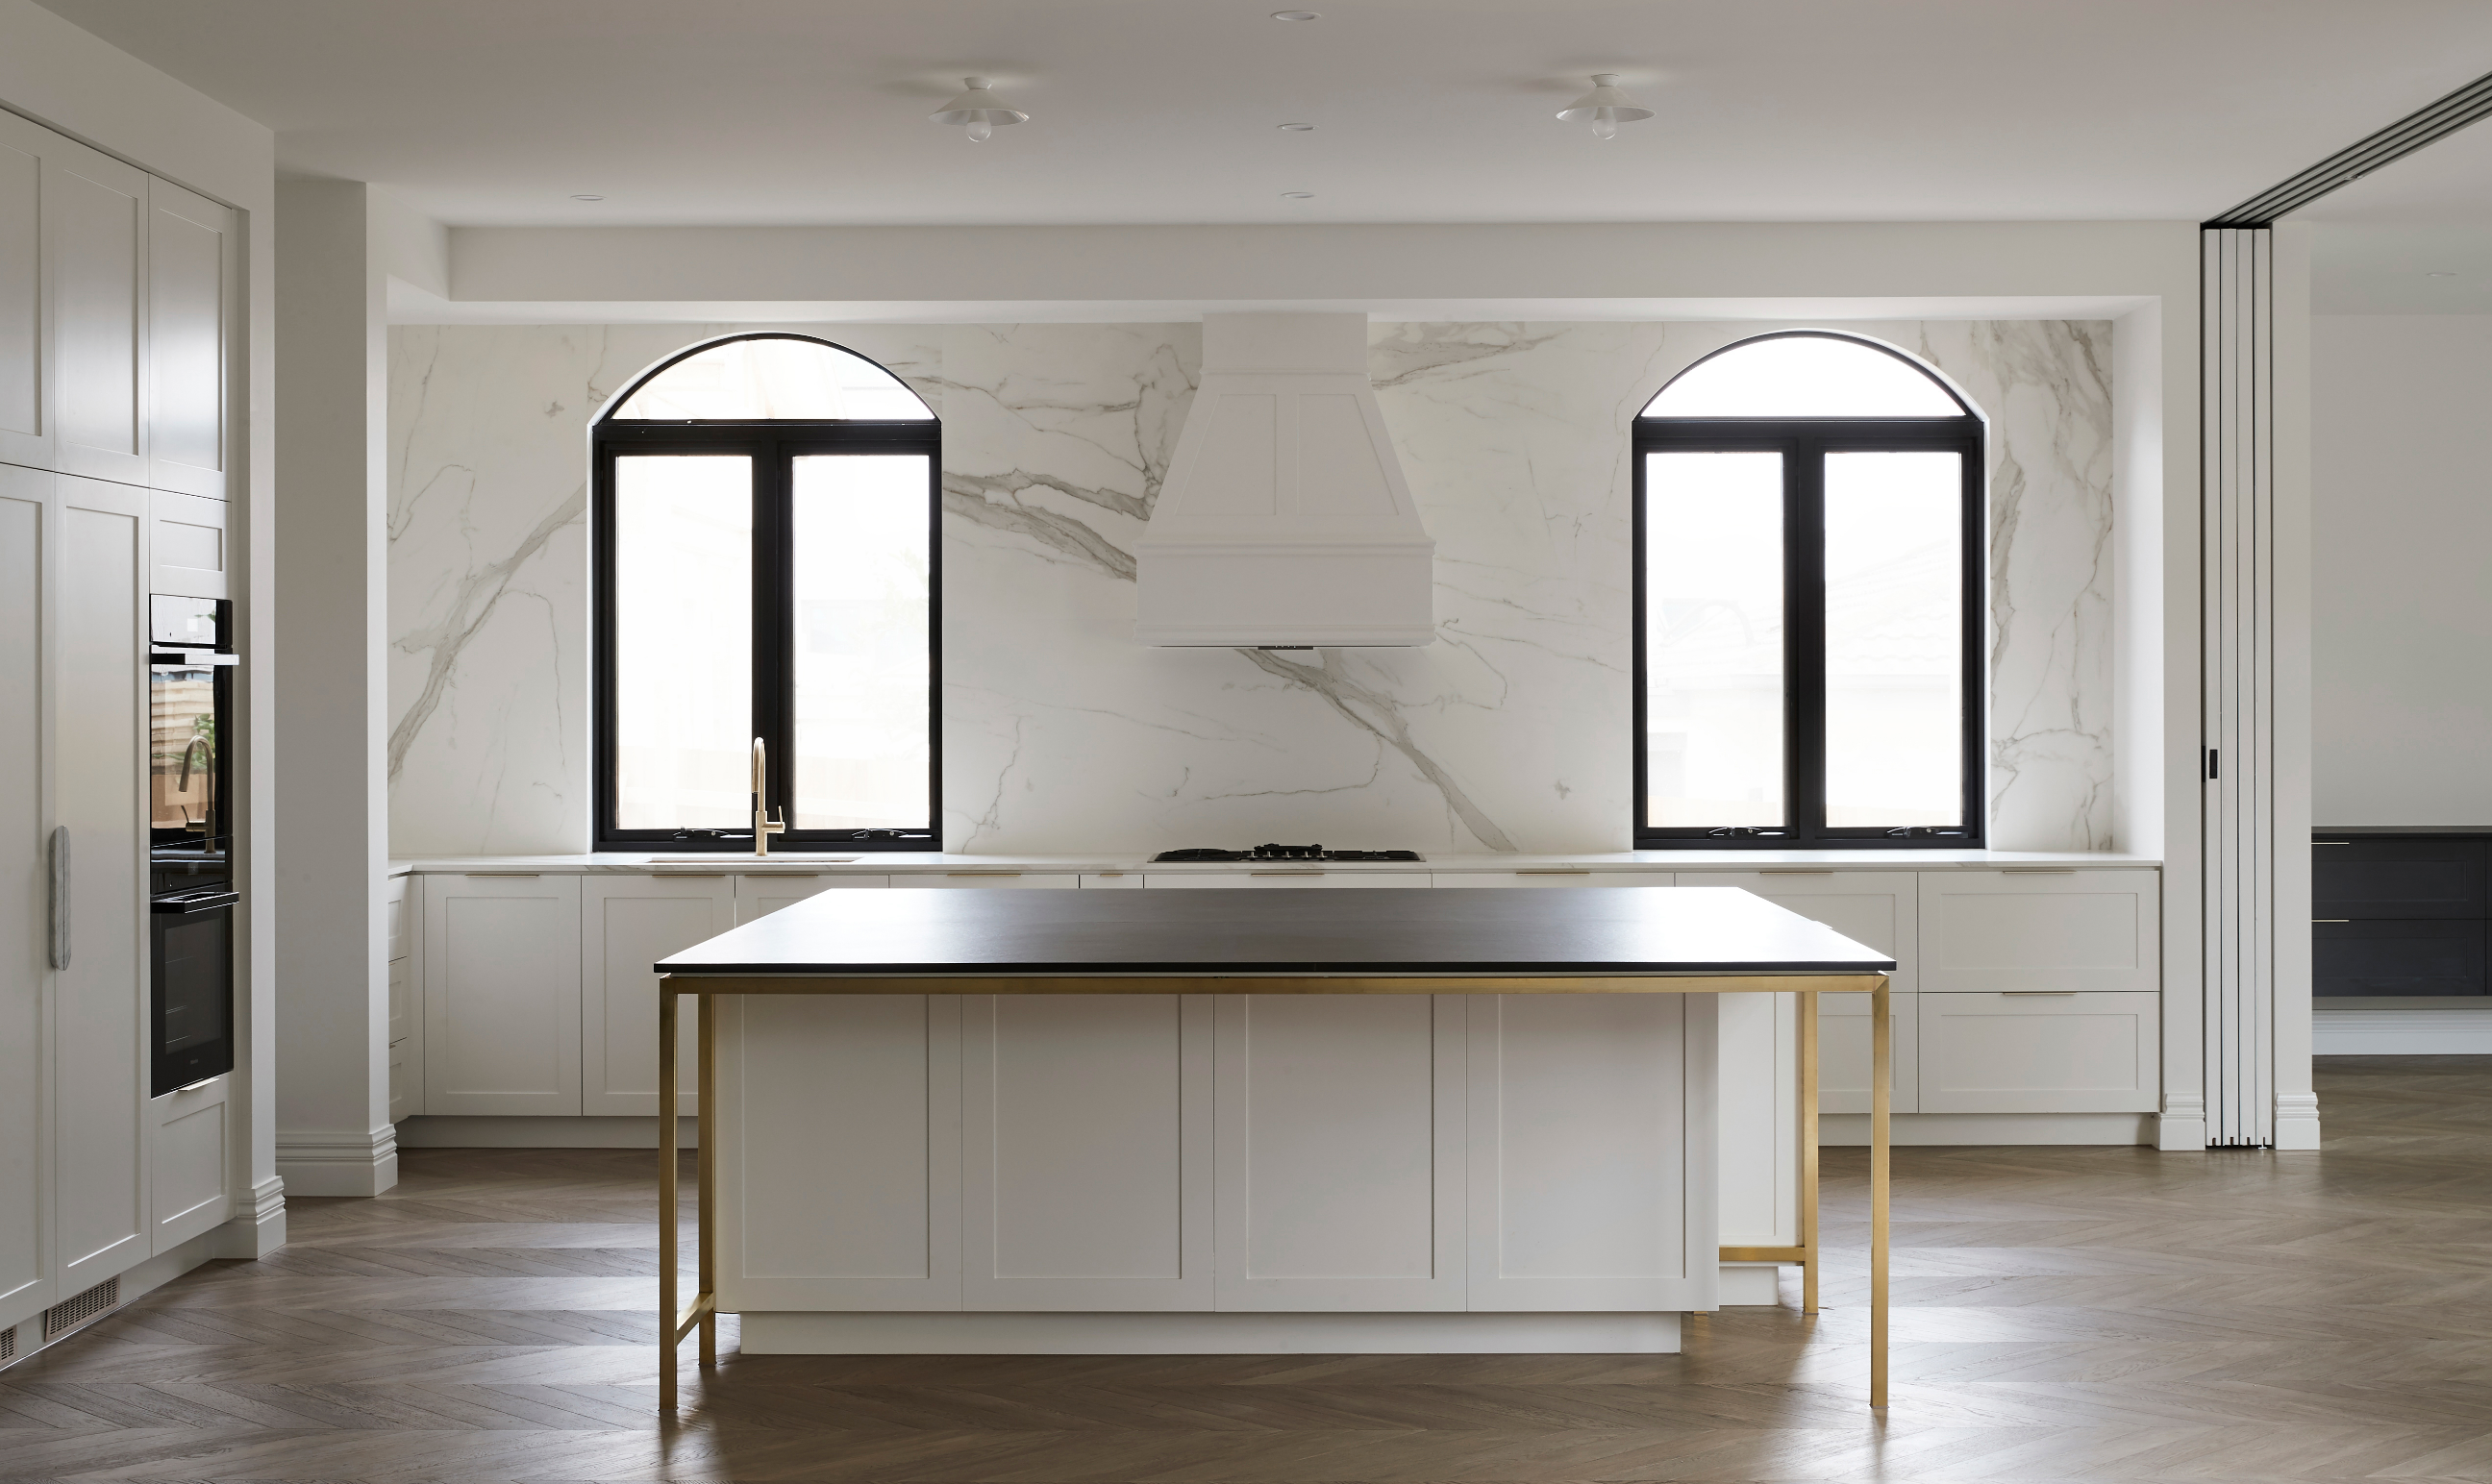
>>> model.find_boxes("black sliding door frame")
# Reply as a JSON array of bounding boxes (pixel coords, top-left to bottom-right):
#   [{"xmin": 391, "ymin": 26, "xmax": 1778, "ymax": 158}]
[
  {"xmin": 592, "ymin": 415, "xmax": 941, "ymax": 854},
  {"xmin": 1633, "ymin": 414, "xmax": 1985, "ymax": 850}
]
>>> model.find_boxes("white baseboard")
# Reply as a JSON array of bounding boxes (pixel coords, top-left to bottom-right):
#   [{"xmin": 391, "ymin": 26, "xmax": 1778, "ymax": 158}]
[
  {"xmin": 2274, "ymin": 1091, "xmax": 2323, "ymax": 1150},
  {"xmin": 396, "ymin": 1115, "xmax": 702, "ymax": 1149},
  {"xmin": 1818, "ymin": 1112, "xmax": 2155, "ymax": 1146},
  {"xmin": 740, "ymin": 1310, "xmax": 1682, "ymax": 1356},
  {"xmin": 2314, "ymin": 1004, "xmax": 2492, "ymax": 1054},
  {"xmin": 212, "ymin": 1176, "xmax": 287, "ymax": 1257},
  {"xmin": 275, "ymin": 1125, "xmax": 398, "ymax": 1196}
]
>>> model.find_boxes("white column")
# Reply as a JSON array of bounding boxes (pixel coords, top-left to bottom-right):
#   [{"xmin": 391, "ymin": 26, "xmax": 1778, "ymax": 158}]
[
  {"xmin": 271, "ymin": 180, "xmax": 393, "ymax": 1195},
  {"xmin": 2200, "ymin": 225, "xmax": 2318, "ymax": 1150}
]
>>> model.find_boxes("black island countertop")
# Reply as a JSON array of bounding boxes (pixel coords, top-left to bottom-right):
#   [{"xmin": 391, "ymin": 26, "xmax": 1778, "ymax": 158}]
[{"xmin": 654, "ymin": 884, "xmax": 1896, "ymax": 979}]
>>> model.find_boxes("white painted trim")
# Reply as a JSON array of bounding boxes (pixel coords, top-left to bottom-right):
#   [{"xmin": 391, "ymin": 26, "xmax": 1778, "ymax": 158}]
[
  {"xmin": 396, "ymin": 1115, "xmax": 702, "ymax": 1149},
  {"xmin": 0, "ymin": 1227, "xmax": 225, "ymax": 1373},
  {"xmin": 2314, "ymin": 1006, "xmax": 2492, "ymax": 1055},
  {"xmin": 2157, "ymin": 1091, "xmax": 2208, "ymax": 1151},
  {"xmin": 2274, "ymin": 1091, "xmax": 2322, "ymax": 1150},
  {"xmin": 1819, "ymin": 1112, "xmax": 2155, "ymax": 1146},
  {"xmin": 212, "ymin": 1175, "xmax": 286, "ymax": 1258},
  {"xmin": 739, "ymin": 1309, "xmax": 1681, "ymax": 1355},
  {"xmin": 273, "ymin": 1125, "xmax": 397, "ymax": 1197}
]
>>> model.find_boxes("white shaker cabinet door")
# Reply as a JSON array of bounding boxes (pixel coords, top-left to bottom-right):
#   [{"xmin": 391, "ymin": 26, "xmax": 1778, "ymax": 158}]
[
  {"xmin": 149, "ymin": 1079, "xmax": 231, "ymax": 1253},
  {"xmin": 50, "ymin": 145, "xmax": 147, "ymax": 488},
  {"xmin": 0, "ymin": 111, "xmax": 47, "ymax": 469},
  {"xmin": 1213, "ymin": 994, "xmax": 1466, "ymax": 1311},
  {"xmin": 734, "ymin": 873, "xmax": 885, "ymax": 925},
  {"xmin": 1684, "ymin": 872, "xmax": 1918, "ymax": 1116},
  {"xmin": 1145, "ymin": 871, "xmax": 1431, "ymax": 889},
  {"xmin": 1465, "ymin": 993, "xmax": 1716, "ymax": 1312},
  {"xmin": 961, "ymin": 994, "xmax": 1213, "ymax": 1311},
  {"xmin": 717, "ymin": 994, "xmax": 963, "ymax": 1312},
  {"xmin": 1919, "ymin": 992, "xmax": 2161, "ymax": 1113},
  {"xmin": 55, "ymin": 476, "xmax": 147, "ymax": 1289},
  {"xmin": 582, "ymin": 875, "xmax": 735, "ymax": 1116},
  {"xmin": 1917, "ymin": 870, "xmax": 2160, "ymax": 995},
  {"xmin": 0, "ymin": 466, "xmax": 48, "ymax": 1324},
  {"xmin": 890, "ymin": 873, "xmax": 1079, "ymax": 889},
  {"xmin": 422, "ymin": 875, "xmax": 583, "ymax": 1116},
  {"xmin": 145, "ymin": 179, "xmax": 231, "ymax": 500}
]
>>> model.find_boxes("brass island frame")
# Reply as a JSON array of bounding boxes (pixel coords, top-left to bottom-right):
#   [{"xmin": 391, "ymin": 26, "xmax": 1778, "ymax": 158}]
[{"xmin": 650, "ymin": 888, "xmax": 1896, "ymax": 1412}]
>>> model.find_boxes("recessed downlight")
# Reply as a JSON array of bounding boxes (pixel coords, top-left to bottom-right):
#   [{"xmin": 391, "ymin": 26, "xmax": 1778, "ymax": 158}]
[
  {"xmin": 1277, "ymin": 122, "xmax": 1315, "ymax": 132},
  {"xmin": 1272, "ymin": 11, "xmax": 1319, "ymax": 19},
  {"xmin": 570, "ymin": 193, "xmax": 606, "ymax": 201},
  {"xmin": 1281, "ymin": 190, "xmax": 1314, "ymax": 199}
]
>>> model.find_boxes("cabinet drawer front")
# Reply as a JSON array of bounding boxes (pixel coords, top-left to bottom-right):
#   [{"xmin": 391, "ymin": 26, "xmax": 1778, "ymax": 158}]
[
  {"xmin": 1145, "ymin": 872, "xmax": 1431, "ymax": 889},
  {"xmin": 891, "ymin": 874, "xmax": 1079, "ymax": 889},
  {"xmin": 2313, "ymin": 920, "xmax": 2487, "ymax": 998},
  {"xmin": 2311, "ymin": 840, "xmax": 2485, "ymax": 920},
  {"xmin": 1815, "ymin": 991, "xmax": 1917, "ymax": 1115},
  {"xmin": 1919, "ymin": 991, "xmax": 2159, "ymax": 1113},
  {"xmin": 733, "ymin": 873, "xmax": 885, "ymax": 926},
  {"xmin": 1433, "ymin": 872, "xmax": 1670, "ymax": 888},
  {"xmin": 1684, "ymin": 873, "xmax": 1916, "ymax": 996},
  {"xmin": 1917, "ymin": 870, "xmax": 2158, "ymax": 994}
]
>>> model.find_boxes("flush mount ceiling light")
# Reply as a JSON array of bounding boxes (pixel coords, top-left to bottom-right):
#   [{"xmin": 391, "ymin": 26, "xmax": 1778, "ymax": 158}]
[
  {"xmin": 930, "ymin": 77, "xmax": 1027, "ymax": 143},
  {"xmin": 1281, "ymin": 190, "xmax": 1314, "ymax": 199},
  {"xmin": 1278, "ymin": 122, "xmax": 1315, "ymax": 131},
  {"xmin": 1557, "ymin": 73, "xmax": 1653, "ymax": 141},
  {"xmin": 1272, "ymin": 11, "xmax": 1320, "ymax": 19},
  {"xmin": 570, "ymin": 193, "xmax": 606, "ymax": 201}
]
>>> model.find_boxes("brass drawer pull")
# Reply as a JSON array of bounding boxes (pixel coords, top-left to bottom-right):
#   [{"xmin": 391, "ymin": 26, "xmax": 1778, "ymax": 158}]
[
  {"xmin": 2001, "ymin": 868, "xmax": 2078, "ymax": 875},
  {"xmin": 947, "ymin": 871, "xmax": 1023, "ymax": 878},
  {"xmin": 2312, "ymin": 919, "xmax": 2350, "ymax": 924},
  {"xmin": 1252, "ymin": 870, "xmax": 1324, "ymax": 877},
  {"xmin": 465, "ymin": 872, "xmax": 541, "ymax": 878},
  {"xmin": 2000, "ymin": 990, "xmax": 2079, "ymax": 996},
  {"xmin": 1517, "ymin": 869, "xmax": 1591, "ymax": 876},
  {"xmin": 1761, "ymin": 869, "xmax": 1835, "ymax": 876}
]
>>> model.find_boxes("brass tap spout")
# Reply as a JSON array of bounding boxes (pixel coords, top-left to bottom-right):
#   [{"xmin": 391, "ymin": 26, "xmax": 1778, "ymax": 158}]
[{"xmin": 751, "ymin": 737, "xmax": 787, "ymax": 857}]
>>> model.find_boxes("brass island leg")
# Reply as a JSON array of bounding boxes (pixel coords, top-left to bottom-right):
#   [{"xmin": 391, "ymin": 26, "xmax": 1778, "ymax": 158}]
[
  {"xmin": 698, "ymin": 991, "xmax": 718, "ymax": 1368},
  {"xmin": 1800, "ymin": 990, "xmax": 1820, "ymax": 1315},
  {"xmin": 1870, "ymin": 974, "xmax": 1891, "ymax": 1409},
  {"xmin": 658, "ymin": 982, "xmax": 679, "ymax": 1411}
]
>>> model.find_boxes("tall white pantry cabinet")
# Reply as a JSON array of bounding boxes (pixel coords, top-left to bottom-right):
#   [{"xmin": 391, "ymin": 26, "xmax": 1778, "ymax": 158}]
[{"xmin": 0, "ymin": 106, "xmax": 240, "ymax": 1346}]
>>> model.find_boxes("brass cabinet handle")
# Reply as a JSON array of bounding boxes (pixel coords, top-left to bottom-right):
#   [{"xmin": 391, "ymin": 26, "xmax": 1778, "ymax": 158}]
[
  {"xmin": 947, "ymin": 871, "xmax": 1023, "ymax": 878},
  {"xmin": 2312, "ymin": 919, "xmax": 2351, "ymax": 924},
  {"xmin": 1251, "ymin": 870, "xmax": 1324, "ymax": 877},
  {"xmin": 465, "ymin": 872, "xmax": 541, "ymax": 878},
  {"xmin": 1517, "ymin": 869, "xmax": 1591, "ymax": 876},
  {"xmin": 2000, "ymin": 990, "xmax": 2079, "ymax": 996},
  {"xmin": 2001, "ymin": 868, "xmax": 2078, "ymax": 875},
  {"xmin": 1761, "ymin": 868, "xmax": 1835, "ymax": 876}
]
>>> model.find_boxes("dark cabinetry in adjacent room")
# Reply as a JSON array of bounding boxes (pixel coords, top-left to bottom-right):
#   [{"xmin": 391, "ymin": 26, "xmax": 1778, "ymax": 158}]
[{"xmin": 2312, "ymin": 831, "xmax": 2488, "ymax": 997}]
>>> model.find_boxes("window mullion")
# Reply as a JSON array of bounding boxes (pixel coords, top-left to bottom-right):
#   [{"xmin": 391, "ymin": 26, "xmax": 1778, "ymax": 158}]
[
  {"xmin": 753, "ymin": 441, "xmax": 790, "ymax": 837},
  {"xmin": 1788, "ymin": 435, "xmax": 1828, "ymax": 845}
]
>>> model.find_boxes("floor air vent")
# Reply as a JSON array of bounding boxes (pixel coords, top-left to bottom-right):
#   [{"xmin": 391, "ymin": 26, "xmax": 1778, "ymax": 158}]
[
  {"xmin": 0, "ymin": 1324, "xmax": 14, "ymax": 1360},
  {"xmin": 42, "ymin": 1276, "xmax": 118, "ymax": 1339}
]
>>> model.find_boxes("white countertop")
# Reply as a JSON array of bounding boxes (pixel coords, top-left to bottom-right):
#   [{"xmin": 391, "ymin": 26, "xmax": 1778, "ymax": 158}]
[{"xmin": 389, "ymin": 848, "xmax": 2158, "ymax": 878}]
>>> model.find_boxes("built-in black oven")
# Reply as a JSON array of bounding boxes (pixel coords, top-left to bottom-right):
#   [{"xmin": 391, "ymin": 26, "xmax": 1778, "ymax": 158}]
[{"xmin": 149, "ymin": 595, "xmax": 237, "ymax": 1097}]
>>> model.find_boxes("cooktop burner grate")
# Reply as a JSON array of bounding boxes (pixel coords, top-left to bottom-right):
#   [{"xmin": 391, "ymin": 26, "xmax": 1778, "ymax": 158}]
[{"xmin": 1153, "ymin": 843, "xmax": 1424, "ymax": 863}]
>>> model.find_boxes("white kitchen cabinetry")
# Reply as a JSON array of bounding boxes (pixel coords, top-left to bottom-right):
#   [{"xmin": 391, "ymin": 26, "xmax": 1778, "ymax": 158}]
[
  {"xmin": 148, "ymin": 490, "xmax": 227, "ymax": 601},
  {"xmin": 734, "ymin": 872, "xmax": 885, "ymax": 925},
  {"xmin": 0, "ymin": 112, "xmax": 50, "ymax": 471},
  {"xmin": 1917, "ymin": 870, "xmax": 2159, "ymax": 996},
  {"xmin": 583, "ymin": 875, "xmax": 734, "ymax": 1115},
  {"xmin": 148, "ymin": 1077, "xmax": 232, "ymax": 1253},
  {"xmin": 1080, "ymin": 872, "xmax": 1143, "ymax": 889},
  {"xmin": 1685, "ymin": 872, "xmax": 1919, "ymax": 1116},
  {"xmin": 0, "ymin": 465, "xmax": 49, "ymax": 1323},
  {"xmin": 50, "ymin": 147, "xmax": 148, "ymax": 488},
  {"xmin": 1919, "ymin": 993, "xmax": 2161, "ymax": 1113},
  {"xmin": 422, "ymin": 875, "xmax": 583, "ymax": 1116},
  {"xmin": 386, "ymin": 876, "xmax": 418, "ymax": 1123},
  {"xmin": 1214, "ymin": 994, "xmax": 1466, "ymax": 1312},
  {"xmin": 961, "ymin": 994, "xmax": 1212, "ymax": 1311},
  {"xmin": 57, "ymin": 476, "xmax": 148, "ymax": 1291},
  {"xmin": 1465, "ymin": 993, "xmax": 1714, "ymax": 1312},
  {"xmin": 892, "ymin": 873, "xmax": 1079, "ymax": 889},
  {"xmin": 1146, "ymin": 871, "xmax": 1431, "ymax": 889},
  {"xmin": 144, "ymin": 180, "xmax": 232, "ymax": 500}
]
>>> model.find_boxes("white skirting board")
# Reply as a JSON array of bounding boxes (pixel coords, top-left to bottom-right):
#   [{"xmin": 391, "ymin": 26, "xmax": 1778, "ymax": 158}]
[
  {"xmin": 2314, "ymin": 1005, "xmax": 2492, "ymax": 1055},
  {"xmin": 1818, "ymin": 1112, "xmax": 2156, "ymax": 1146},
  {"xmin": 396, "ymin": 1116, "xmax": 701, "ymax": 1148},
  {"xmin": 740, "ymin": 1310, "xmax": 1682, "ymax": 1356}
]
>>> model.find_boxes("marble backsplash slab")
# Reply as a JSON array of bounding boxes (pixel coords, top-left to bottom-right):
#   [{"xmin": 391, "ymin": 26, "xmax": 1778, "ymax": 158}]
[{"xmin": 387, "ymin": 318, "xmax": 2115, "ymax": 856}]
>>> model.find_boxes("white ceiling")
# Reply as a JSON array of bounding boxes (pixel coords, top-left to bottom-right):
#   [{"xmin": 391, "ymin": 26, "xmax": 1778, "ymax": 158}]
[{"xmin": 31, "ymin": 0, "xmax": 2492, "ymax": 229}]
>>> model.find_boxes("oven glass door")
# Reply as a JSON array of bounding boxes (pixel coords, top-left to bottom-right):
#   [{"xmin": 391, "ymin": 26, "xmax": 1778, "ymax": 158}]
[{"xmin": 153, "ymin": 902, "xmax": 234, "ymax": 1097}]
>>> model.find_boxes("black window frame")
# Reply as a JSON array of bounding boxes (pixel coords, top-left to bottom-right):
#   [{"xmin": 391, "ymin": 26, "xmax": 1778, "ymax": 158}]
[
  {"xmin": 591, "ymin": 334, "xmax": 941, "ymax": 854},
  {"xmin": 1632, "ymin": 333, "xmax": 1985, "ymax": 851}
]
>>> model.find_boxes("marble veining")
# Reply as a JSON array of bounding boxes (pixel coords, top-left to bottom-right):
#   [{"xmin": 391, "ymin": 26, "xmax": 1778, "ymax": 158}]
[{"xmin": 388, "ymin": 317, "xmax": 2117, "ymax": 856}]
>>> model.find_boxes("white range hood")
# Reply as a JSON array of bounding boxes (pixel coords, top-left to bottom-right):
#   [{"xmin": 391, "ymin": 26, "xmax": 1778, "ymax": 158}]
[{"xmin": 1135, "ymin": 313, "xmax": 1435, "ymax": 647}]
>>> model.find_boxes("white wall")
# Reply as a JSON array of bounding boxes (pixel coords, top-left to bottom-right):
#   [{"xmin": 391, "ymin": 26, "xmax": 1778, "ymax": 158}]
[
  {"xmin": 0, "ymin": 0, "xmax": 281, "ymax": 1252},
  {"xmin": 2311, "ymin": 314, "xmax": 2492, "ymax": 823}
]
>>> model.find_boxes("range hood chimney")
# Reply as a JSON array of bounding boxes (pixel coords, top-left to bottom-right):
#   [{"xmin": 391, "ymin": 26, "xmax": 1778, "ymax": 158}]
[{"xmin": 1135, "ymin": 313, "xmax": 1434, "ymax": 647}]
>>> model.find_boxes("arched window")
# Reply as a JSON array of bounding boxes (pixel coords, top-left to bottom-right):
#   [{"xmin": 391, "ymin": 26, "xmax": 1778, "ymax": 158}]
[
  {"xmin": 1634, "ymin": 332, "xmax": 1982, "ymax": 848},
  {"xmin": 593, "ymin": 334, "xmax": 937, "ymax": 853}
]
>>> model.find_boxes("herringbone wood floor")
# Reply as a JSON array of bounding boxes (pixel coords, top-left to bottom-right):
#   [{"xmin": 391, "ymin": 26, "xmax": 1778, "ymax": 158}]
[{"xmin": 5, "ymin": 1055, "xmax": 2490, "ymax": 1482}]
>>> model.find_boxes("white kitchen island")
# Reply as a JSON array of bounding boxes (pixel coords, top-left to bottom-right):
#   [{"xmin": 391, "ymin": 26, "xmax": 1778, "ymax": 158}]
[{"xmin": 650, "ymin": 885, "xmax": 1896, "ymax": 1411}]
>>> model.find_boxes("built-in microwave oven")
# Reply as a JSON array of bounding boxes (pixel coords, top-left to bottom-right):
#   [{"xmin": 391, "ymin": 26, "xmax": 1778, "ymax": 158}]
[{"xmin": 149, "ymin": 595, "xmax": 237, "ymax": 1097}]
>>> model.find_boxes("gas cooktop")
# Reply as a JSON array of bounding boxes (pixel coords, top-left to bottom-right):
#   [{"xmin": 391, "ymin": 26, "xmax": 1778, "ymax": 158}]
[{"xmin": 1152, "ymin": 844, "xmax": 1425, "ymax": 863}]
